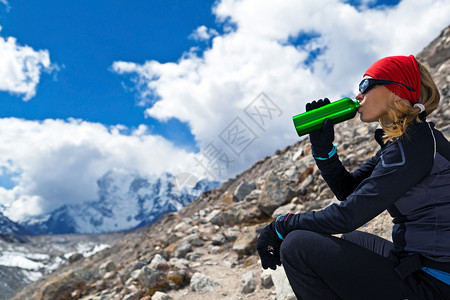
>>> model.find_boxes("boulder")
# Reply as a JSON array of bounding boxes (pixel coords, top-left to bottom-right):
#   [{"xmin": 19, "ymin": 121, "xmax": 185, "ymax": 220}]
[
  {"xmin": 258, "ymin": 172, "xmax": 296, "ymax": 216},
  {"xmin": 240, "ymin": 271, "xmax": 256, "ymax": 294},
  {"xmin": 149, "ymin": 254, "xmax": 170, "ymax": 272},
  {"xmin": 190, "ymin": 272, "xmax": 220, "ymax": 294},
  {"xmin": 232, "ymin": 225, "xmax": 258, "ymax": 257},
  {"xmin": 137, "ymin": 267, "xmax": 165, "ymax": 289},
  {"xmin": 39, "ymin": 268, "xmax": 94, "ymax": 300},
  {"xmin": 261, "ymin": 269, "xmax": 274, "ymax": 289},
  {"xmin": 234, "ymin": 181, "xmax": 256, "ymax": 202},
  {"xmin": 173, "ymin": 240, "xmax": 193, "ymax": 259},
  {"xmin": 269, "ymin": 267, "xmax": 296, "ymax": 300}
]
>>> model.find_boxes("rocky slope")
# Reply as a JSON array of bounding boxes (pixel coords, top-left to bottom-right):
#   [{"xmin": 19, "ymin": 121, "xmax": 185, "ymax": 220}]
[
  {"xmin": 0, "ymin": 172, "xmax": 218, "ymax": 299},
  {"xmin": 10, "ymin": 25, "xmax": 450, "ymax": 300}
]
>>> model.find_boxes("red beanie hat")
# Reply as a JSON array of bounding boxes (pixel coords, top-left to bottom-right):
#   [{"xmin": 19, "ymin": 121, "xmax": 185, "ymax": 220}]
[{"xmin": 364, "ymin": 55, "xmax": 421, "ymax": 104}]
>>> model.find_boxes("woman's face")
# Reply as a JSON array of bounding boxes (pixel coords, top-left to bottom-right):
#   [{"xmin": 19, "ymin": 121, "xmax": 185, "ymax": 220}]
[{"xmin": 355, "ymin": 76, "xmax": 395, "ymax": 123}]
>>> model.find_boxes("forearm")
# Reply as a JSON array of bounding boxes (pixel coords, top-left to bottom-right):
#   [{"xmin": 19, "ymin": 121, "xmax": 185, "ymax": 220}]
[
  {"xmin": 314, "ymin": 153, "xmax": 358, "ymax": 200},
  {"xmin": 313, "ymin": 149, "xmax": 380, "ymax": 200}
]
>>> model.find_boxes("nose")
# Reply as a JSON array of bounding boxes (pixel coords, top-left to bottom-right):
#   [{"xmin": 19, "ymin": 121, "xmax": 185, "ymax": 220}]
[{"xmin": 355, "ymin": 92, "xmax": 363, "ymax": 102}]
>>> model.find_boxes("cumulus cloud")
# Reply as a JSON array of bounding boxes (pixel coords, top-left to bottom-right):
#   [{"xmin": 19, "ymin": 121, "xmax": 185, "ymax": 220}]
[
  {"xmin": 113, "ymin": 0, "xmax": 450, "ymax": 181},
  {"xmin": 0, "ymin": 34, "xmax": 52, "ymax": 100},
  {"xmin": 3, "ymin": 0, "xmax": 450, "ymax": 222},
  {"xmin": 0, "ymin": 118, "xmax": 198, "ymax": 221},
  {"xmin": 189, "ymin": 25, "xmax": 219, "ymax": 41}
]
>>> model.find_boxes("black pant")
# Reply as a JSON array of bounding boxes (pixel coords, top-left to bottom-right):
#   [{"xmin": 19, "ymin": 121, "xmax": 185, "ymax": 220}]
[{"xmin": 280, "ymin": 230, "xmax": 450, "ymax": 300}]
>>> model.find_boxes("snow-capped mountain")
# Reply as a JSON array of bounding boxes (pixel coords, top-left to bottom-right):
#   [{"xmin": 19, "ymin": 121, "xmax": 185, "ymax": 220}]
[
  {"xmin": 20, "ymin": 169, "xmax": 219, "ymax": 234},
  {"xmin": 0, "ymin": 211, "xmax": 28, "ymax": 237}
]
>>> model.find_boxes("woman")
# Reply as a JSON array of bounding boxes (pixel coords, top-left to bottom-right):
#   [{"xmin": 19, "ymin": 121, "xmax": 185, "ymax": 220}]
[{"xmin": 256, "ymin": 55, "xmax": 450, "ymax": 299}]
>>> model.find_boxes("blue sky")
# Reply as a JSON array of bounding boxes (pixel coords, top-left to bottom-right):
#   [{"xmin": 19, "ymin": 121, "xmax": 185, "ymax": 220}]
[
  {"xmin": 0, "ymin": 0, "xmax": 219, "ymax": 151},
  {"xmin": 0, "ymin": 0, "xmax": 449, "ymax": 221},
  {"xmin": 0, "ymin": 0, "xmax": 406, "ymax": 152}
]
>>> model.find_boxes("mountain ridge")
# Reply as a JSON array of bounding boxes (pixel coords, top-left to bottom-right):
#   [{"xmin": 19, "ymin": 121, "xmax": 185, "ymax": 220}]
[{"xmin": 17, "ymin": 170, "xmax": 219, "ymax": 235}]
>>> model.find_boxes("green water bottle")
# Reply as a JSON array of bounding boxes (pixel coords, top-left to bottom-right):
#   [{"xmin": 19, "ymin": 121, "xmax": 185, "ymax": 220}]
[{"xmin": 292, "ymin": 98, "xmax": 360, "ymax": 137}]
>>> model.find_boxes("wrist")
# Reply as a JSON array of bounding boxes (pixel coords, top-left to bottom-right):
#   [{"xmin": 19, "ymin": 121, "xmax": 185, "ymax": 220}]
[
  {"xmin": 273, "ymin": 213, "xmax": 293, "ymax": 240},
  {"xmin": 313, "ymin": 144, "xmax": 337, "ymax": 160}
]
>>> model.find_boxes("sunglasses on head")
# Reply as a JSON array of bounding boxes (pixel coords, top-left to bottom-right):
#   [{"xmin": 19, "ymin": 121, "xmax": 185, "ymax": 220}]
[{"xmin": 359, "ymin": 78, "xmax": 416, "ymax": 94}]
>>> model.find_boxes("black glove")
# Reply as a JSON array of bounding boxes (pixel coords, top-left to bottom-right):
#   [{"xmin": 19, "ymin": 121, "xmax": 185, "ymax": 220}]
[
  {"xmin": 257, "ymin": 214, "xmax": 298, "ymax": 270},
  {"xmin": 257, "ymin": 222, "xmax": 282, "ymax": 270},
  {"xmin": 306, "ymin": 98, "xmax": 335, "ymax": 158}
]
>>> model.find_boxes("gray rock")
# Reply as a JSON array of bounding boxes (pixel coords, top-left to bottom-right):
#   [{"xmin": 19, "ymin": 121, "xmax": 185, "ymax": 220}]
[
  {"xmin": 243, "ymin": 189, "xmax": 261, "ymax": 202},
  {"xmin": 261, "ymin": 270, "xmax": 274, "ymax": 288},
  {"xmin": 185, "ymin": 252, "xmax": 202, "ymax": 261},
  {"xmin": 271, "ymin": 202, "xmax": 297, "ymax": 218},
  {"xmin": 131, "ymin": 261, "xmax": 146, "ymax": 271},
  {"xmin": 224, "ymin": 227, "xmax": 240, "ymax": 241},
  {"xmin": 205, "ymin": 209, "xmax": 222, "ymax": 223},
  {"xmin": 298, "ymin": 174, "xmax": 314, "ymax": 191},
  {"xmin": 258, "ymin": 172, "xmax": 296, "ymax": 216},
  {"xmin": 174, "ymin": 240, "xmax": 193, "ymax": 259},
  {"xmin": 240, "ymin": 271, "xmax": 256, "ymax": 294},
  {"xmin": 212, "ymin": 233, "xmax": 228, "ymax": 245},
  {"xmin": 68, "ymin": 253, "xmax": 83, "ymax": 263},
  {"xmin": 269, "ymin": 267, "xmax": 296, "ymax": 300},
  {"xmin": 292, "ymin": 147, "xmax": 304, "ymax": 161},
  {"xmin": 137, "ymin": 267, "xmax": 165, "ymax": 289},
  {"xmin": 166, "ymin": 232, "xmax": 184, "ymax": 245},
  {"xmin": 190, "ymin": 272, "xmax": 220, "ymax": 294},
  {"xmin": 152, "ymin": 291, "xmax": 172, "ymax": 300},
  {"xmin": 210, "ymin": 246, "xmax": 221, "ymax": 254},
  {"xmin": 232, "ymin": 225, "xmax": 258, "ymax": 257},
  {"xmin": 130, "ymin": 269, "xmax": 140, "ymax": 280},
  {"xmin": 188, "ymin": 234, "xmax": 204, "ymax": 247},
  {"xmin": 149, "ymin": 254, "xmax": 169, "ymax": 272},
  {"xmin": 234, "ymin": 180, "xmax": 256, "ymax": 202},
  {"xmin": 99, "ymin": 261, "xmax": 116, "ymax": 274},
  {"xmin": 169, "ymin": 258, "xmax": 189, "ymax": 269},
  {"xmin": 123, "ymin": 293, "xmax": 138, "ymax": 300}
]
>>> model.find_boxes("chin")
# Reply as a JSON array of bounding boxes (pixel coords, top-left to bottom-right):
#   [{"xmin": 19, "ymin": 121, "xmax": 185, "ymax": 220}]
[{"xmin": 359, "ymin": 115, "xmax": 376, "ymax": 123}]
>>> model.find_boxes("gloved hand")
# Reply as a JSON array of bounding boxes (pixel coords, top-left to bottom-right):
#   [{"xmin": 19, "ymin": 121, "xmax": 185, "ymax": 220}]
[
  {"xmin": 306, "ymin": 98, "xmax": 335, "ymax": 158},
  {"xmin": 257, "ymin": 221, "xmax": 282, "ymax": 270},
  {"xmin": 257, "ymin": 213, "xmax": 297, "ymax": 270}
]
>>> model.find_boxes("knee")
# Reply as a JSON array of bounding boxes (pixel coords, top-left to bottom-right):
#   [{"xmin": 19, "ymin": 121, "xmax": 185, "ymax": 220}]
[
  {"xmin": 280, "ymin": 230, "xmax": 318, "ymax": 261},
  {"xmin": 340, "ymin": 230, "xmax": 360, "ymax": 242}
]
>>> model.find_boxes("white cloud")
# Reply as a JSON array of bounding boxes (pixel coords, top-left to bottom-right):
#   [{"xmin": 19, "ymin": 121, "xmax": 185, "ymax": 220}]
[
  {"xmin": 189, "ymin": 25, "xmax": 219, "ymax": 41},
  {"xmin": 3, "ymin": 0, "xmax": 449, "ymax": 222},
  {"xmin": 0, "ymin": 118, "xmax": 199, "ymax": 221},
  {"xmin": 113, "ymin": 0, "xmax": 450, "ymax": 181},
  {"xmin": 0, "ymin": 35, "xmax": 52, "ymax": 100}
]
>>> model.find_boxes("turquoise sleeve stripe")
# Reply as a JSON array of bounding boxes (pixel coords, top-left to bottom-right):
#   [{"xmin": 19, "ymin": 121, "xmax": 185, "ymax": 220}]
[
  {"xmin": 275, "ymin": 215, "xmax": 284, "ymax": 240},
  {"xmin": 315, "ymin": 145, "xmax": 337, "ymax": 160},
  {"xmin": 275, "ymin": 229, "xmax": 284, "ymax": 240}
]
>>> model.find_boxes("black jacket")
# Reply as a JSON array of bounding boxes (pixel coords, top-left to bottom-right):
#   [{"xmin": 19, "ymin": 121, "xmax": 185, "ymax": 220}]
[{"xmin": 285, "ymin": 122, "xmax": 450, "ymax": 262}]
